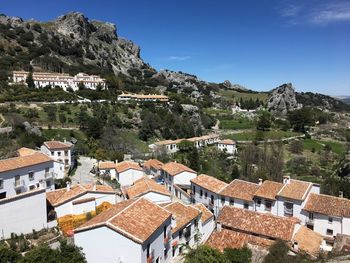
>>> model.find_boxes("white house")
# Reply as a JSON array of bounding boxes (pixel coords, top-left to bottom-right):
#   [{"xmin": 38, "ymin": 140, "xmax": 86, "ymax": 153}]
[
  {"xmin": 41, "ymin": 140, "xmax": 73, "ymax": 178},
  {"xmin": 193, "ymin": 203, "xmax": 215, "ymax": 242},
  {"xmin": 163, "ymin": 202, "xmax": 201, "ymax": 258},
  {"xmin": 254, "ymin": 180, "xmax": 284, "ymax": 215},
  {"xmin": 12, "ymin": 71, "xmax": 106, "ymax": 91},
  {"xmin": 115, "ymin": 161, "xmax": 144, "ymax": 187},
  {"xmin": 217, "ymin": 139, "xmax": 237, "ymax": 155},
  {"xmin": 191, "ymin": 174, "xmax": 228, "ymax": 217},
  {"xmin": 125, "ymin": 177, "xmax": 171, "ymax": 204},
  {"xmin": 46, "ymin": 183, "xmax": 116, "ymax": 218},
  {"xmin": 302, "ymin": 193, "xmax": 350, "ymax": 239},
  {"xmin": 98, "ymin": 161, "xmax": 117, "ymax": 180},
  {"xmin": 117, "ymin": 93, "xmax": 169, "ymax": 102},
  {"xmin": 276, "ymin": 176, "xmax": 320, "ymax": 221},
  {"xmin": 74, "ymin": 198, "xmax": 173, "ymax": 263},
  {"xmin": 161, "ymin": 162, "xmax": 197, "ymax": 196},
  {"xmin": 143, "ymin": 159, "xmax": 164, "ymax": 178},
  {"xmin": 0, "ymin": 188, "xmax": 49, "ymax": 239},
  {"xmin": 218, "ymin": 179, "xmax": 260, "ymax": 212},
  {"xmin": 0, "ymin": 151, "xmax": 55, "ymax": 199}
]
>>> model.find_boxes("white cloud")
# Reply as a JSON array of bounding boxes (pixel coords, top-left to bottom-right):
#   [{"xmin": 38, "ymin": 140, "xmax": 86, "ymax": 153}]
[
  {"xmin": 168, "ymin": 56, "xmax": 191, "ymax": 61},
  {"xmin": 308, "ymin": 2, "xmax": 350, "ymax": 24}
]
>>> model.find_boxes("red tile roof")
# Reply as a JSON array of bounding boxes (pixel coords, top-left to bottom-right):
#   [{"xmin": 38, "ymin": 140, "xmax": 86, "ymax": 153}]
[
  {"xmin": 304, "ymin": 193, "xmax": 350, "ymax": 217},
  {"xmin": 207, "ymin": 229, "xmax": 274, "ymax": 252},
  {"xmin": 254, "ymin": 180, "xmax": 284, "ymax": 200},
  {"xmin": 191, "ymin": 174, "xmax": 228, "ymax": 194},
  {"xmin": 277, "ymin": 179, "xmax": 312, "ymax": 201},
  {"xmin": 98, "ymin": 161, "xmax": 116, "ymax": 170},
  {"xmin": 44, "ymin": 141, "xmax": 71, "ymax": 150},
  {"xmin": 76, "ymin": 198, "xmax": 172, "ymax": 244},
  {"xmin": 162, "ymin": 162, "xmax": 196, "ymax": 176},
  {"xmin": 293, "ymin": 226, "xmax": 324, "ymax": 257},
  {"xmin": 219, "ymin": 179, "xmax": 260, "ymax": 201},
  {"xmin": 17, "ymin": 147, "xmax": 37, "ymax": 156},
  {"xmin": 126, "ymin": 177, "xmax": 170, "ymax": 199},
  {"xmin": 164, "ymin": 202, "xmax": 200, "ymax": 233},
  {"xmin": 143, "ymin": 159, "xmax": 164, "ymax": 170},
  {"xmin": 115, "ymin": 161, "xmax": 142, "ymax": 173},
  {"xmin": 218, "ymin": 139, "xmax": 236, "ymax": 145},
  {"xmin": 217, "ymin": 206, "xmax": 298, "ymax": 241},
  {"xmin": 0, "ymin": 152, "xmax": 53, "ymax": 173},
  {"xmin": 46, "ymin": 184, "xmax": 115, "ymax": 207},
  {"xmin": 194, "ymin": 203, "xmax": 214, "ymax": 224}
]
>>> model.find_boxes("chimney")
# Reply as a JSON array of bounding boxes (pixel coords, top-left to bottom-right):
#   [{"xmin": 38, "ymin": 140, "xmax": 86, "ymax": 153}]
[
  {"xmin": 66, "ymin": 182, "xmax": 71, "ymax": 191},
  {"xmin": 258, "ymin": 178, "xmax": 263, "ymax": 185},
  {"xmin": 217, "ymin": 223, "xmax": 222, "ymax": 232},
  {"xmin": 115, "ymin": 160, "xmax": 118, "ymax": 164},
  {"xmin": 93, "ymin": 184, "xmax": 96, "ymax": 191},
  {"xmin": 339, "ymin": 191, "xmax": 344, "ymax": 198},
  {"xmin": 283, "ymin": 176, "xmax": 291, "ymax": 185},
  {"xmin": 293, "ymin": 241, "xmax": 299, "ymax": 251}
]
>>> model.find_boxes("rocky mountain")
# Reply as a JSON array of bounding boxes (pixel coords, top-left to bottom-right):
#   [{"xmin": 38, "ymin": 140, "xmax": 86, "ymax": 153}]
[
  {"xmin": 296, "ymin": 92, "xmax": 350, "ymax": 112},
  {"xmin": 267, "ymin": 83, "xmax": 299, "ymax": 114}
]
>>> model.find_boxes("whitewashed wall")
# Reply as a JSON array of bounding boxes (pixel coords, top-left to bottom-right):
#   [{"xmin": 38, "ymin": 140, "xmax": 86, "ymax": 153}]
[
  {"xmin": 191, "ymin": 184, "xmax": 220, "ymax": 217},
  {"xmin": 254, "ymin": 198, "xmax": 278, "ymax": 215},
  {"xmin": 141, "ymin": 192, "xmax": 171, "ymax": 204},
  {"xmin": 200, "ymin": 218, "xmax": 215, "ymax": 242},
  {"xmin": 0, "ymin": 190, "xmax": 47, "ymax": 239},
  {"xmin": 117, "ymin": 169, "xmax": 144, "ymax": 187}
]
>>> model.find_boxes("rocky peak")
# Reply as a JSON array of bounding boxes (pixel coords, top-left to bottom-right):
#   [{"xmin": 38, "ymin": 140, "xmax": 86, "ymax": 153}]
[
  {"xmin": 55, "ymin": 12, "xmax": 96, "ymax": 40},
  {"xmin": 267, "ymin": 83, "xmax": 299, "ymax": 115}
]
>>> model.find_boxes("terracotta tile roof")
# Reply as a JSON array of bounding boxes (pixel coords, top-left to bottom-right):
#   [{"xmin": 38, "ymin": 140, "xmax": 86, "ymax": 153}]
[
  {"xmin": 143, "ymin": 159, "xmax": 164, "ymax": 170},
  {"xmin": 164, "ymin": 202, "xmax": 200, "ymax": 233},
  {"xmin": 218, "ymin": 139, "xmax": 236, "ymax": 145},
  {"xmin": 44, "ymin": 141, "xmax": 71, "ymax": 150},
  {"xmin": 46, "ymin": 184, "xmax": 115, "ymax": 207},
  {"xmin": 126, "ymin": 177, "xmax": 170, "ymax": 199},
  {"xmin": 194, "ymin": 203, "xmax": 214, "ymax": 224},
  {"xmin": 17, "ymin": 147, "xmax": 37, "ymax": 156},
  {"xmin": 115, "ymin": 161, "xmax": 142, "ymax": 173},
  {"xmin": 0, "ymin": 152, "xmax": 53, "ymax": 173},
  {"xmin": 277, "ymin": 179, "xmax": 312, "ymax": 201},
  {"xmin": 293, "ymin": 226, "xmax": 323, "ymax": 257},
  {"xmin": 207, "ymin": 229, "xmax": 274, "ymax": 252},
  {"xmin": 98, "ymin": 161, "xmax": 116, "ymax": 170},
  {"xmin": 219, "ymin": 179, "xmax": 260, "ymax": 201},
  {"xmin": 76, "ymin": 198, "xmax": 171, "ymax": 244},
  {"xmin": 254, "ymin": 180, "xmax": 284, "ymax": 200},
  {"xmin": 191, "ymin": 174, "xmax": 228, "ymax": 194},
  {"xmin": 303, "ymin": 193, "xmax": 350, "ymax": 217},
  {"xmin": 217, "ymin": 206, "xmax": 298, "ymax": 241},
  {"xmin": 162, "ymin": 162, "xmax": 196, "ymax": 176}
]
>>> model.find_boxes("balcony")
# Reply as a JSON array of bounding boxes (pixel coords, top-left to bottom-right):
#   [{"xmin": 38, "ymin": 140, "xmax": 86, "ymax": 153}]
[
  {"xmin": 284, "ymin": 207, "xmax": 293, "ymax": 217},
  {"xmin": 13, "ymin": 180, "xmax": 25, "ymax": 189}
]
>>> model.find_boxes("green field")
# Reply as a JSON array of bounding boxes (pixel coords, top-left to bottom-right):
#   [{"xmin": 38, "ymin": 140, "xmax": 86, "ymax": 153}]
[
  {"xmin": 302, "ymin": 139, "xmax": 345, "ymax": 155},
  {"xmin": 218, "ymin": 89, "xmax": 269, "ymax": 103},
  {"xmin": 223, "ymin": 130, "xmax": 302, "ymax": 141},
  {"xmin": 203, "ymin": 108, "xmax": 231, "ymax": 116},
  {"xmin": 42, "ymin": 129, "xmax": 86, "ymax": 141},
  {"xmin": 219, "ymin": 117, "xmax": 255, "ymax": 130}
]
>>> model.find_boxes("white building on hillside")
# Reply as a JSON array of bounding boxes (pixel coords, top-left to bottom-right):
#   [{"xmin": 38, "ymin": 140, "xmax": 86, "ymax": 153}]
[
  {"xmin": 302, "ymin": 193, "xmax": 350, "ymax": 239},
  {"xmin": 143, "ymin": 159, "xmax": 164, "ymax": 177},
  {"xmin": 125, "ymin": 177, "xmax": 171, "ymax": 204},
  {"xmin": 46, "ymin": 183, "xmax": 116, "ymax": 218},
  {"xmin": 117, "ymin": 93, "xmax": 169, "ymax": 102},
  {"xmin": 12, "ymin": 71, "xmax": 106, "ymax": 91},
  {"xmin": 115, "ymin": 161, "xmax": 144, "ymax": 187},
  {"xmin": 254, "ymin": 180, "xmax": 284, "ymax": 215},
  {"xmin": 0, "ymin": 151, "xmax": 55, "ymax": 199},
  {"xmin": 193, "ymin": 203, "xmax": 215, "ymax": 242},
  {"xmin": 74, "ymin": 198, "xmax": 173, "ymax": 263},
  {"xmin": 191, "ymin": 174, "xmax": 228, "ymax": 217},
  {"xmin": 98, "ymin": 161, "xmax": 117, "ymax": 180},
  {"xmin": 217, "ymin": 139, "xmax": 237, "ymax": 155}
]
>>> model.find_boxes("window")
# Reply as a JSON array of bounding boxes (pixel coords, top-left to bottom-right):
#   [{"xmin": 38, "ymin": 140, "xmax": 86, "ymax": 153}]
[
  {"xmin": 265, "ymin": 200, "xmax": 272, "ymax": 211},
  {"xmin": 0, "ymin": 192, "xmax": 6, "ymax": 199},
  {"xmin": 179, "ymin": 246, "xmax": 183, "ymax": 254},
  {"xmin": 45, "ymin": 168, "xmax": 50, "ymax": 173},
  {"xmin": 326, "ymin": 229, "xmax": 333, "ymax": 236},
  {"xmin": 29, "ymin": 185, "xmax": 35, "ymax": 190},
  {"xmin": 65, "ymin": 159, "xmax": 69, "ymax": 165},
  {"xmin": 51, "ymin": 151, "xmax": 54, "ymax": 156},
  {"xmin": 309, "ymin": 212, "xmax": 314, "ymax": 220},
  {"xmin": 16, "ymin": 189, "xmax": 21, "ymax": 195},
  {"xmin": 193, "ymin": 186, "xmax": 196, "ymax": 193},
  {"xmin": 221, "ymin": 197, "xmax": 225, "ymax": 204},
  {"xmin": 172, "ymin": 247, "xmax": 176, "ymax": 257},
  {"xmin": 256, "ymin": 198, "xmax": 261, "ymax": 207},
  {"xmin": 205, "ymin": 192, "xmax": 207, "ymax": 199},
  {"xmin": 194, "ymin": 219, "xmax": 198, "ymax": 227},
  {"xmin": 244, "ymin": 202, "xmax": 249, "ymax": 209},
  {"xmin": 14, "ymin": 175, "xmax": 20, "ymax": 187},
  {"xmin": 46, "ymin": 181, "xmax": 51, "ymax": 188},
  {"xmin": 146, "ymin": 244, "xmax": 150, "ymax": 257},
  {"xmin": 179, "ymin": 229, "xmax": 183, "ymax": 239},
  {"xmin": 164, "ymin": 226, "xmax": 167, "ymax": 238},
  {"xmin": 210, "ymin": 195, "xmax": 214, "ymax": 205},
  {"xmin": 229, "ymin": 198, "xmax": 234, "ymax": 206},
  {"xmin": 200, "ymin": 189, "xmax": 203, "ymax": 197},
  {"xmin": 0, "ymin": 179, "xmax": 3, "ymax": 189},
  {"xmin": 64, "ymin": 150, "xmax": 68, "ymax": 156},
  {"xmin": 284, "ymin": 202, "xmax": 293, "ymax": 217},
  {"xmin": 328, "ymin": 217, "xmax": 333, "ymax": 224},
  {"xmin": 29, "ymin": 172, "xmax": 34, "ymax": 181}
]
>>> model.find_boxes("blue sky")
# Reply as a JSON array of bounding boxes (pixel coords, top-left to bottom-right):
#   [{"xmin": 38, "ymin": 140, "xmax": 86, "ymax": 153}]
[{"xmin": 1, "ymin": 0, "xmax": 350, "ymax": 95}]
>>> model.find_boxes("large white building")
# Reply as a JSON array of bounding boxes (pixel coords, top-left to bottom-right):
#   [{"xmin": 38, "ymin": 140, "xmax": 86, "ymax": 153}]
[
  {"xmin": 74, "ymin": 198, "xmax": 173, "ymax": 263},
  {"xmin": 115, "ymin": 161, "xmax": 144, "ymax": 187},
  {"xmin": 217, "ymin": 139, "xmax": 237, "ymax": 155},
  {"xmin": 46, "ymin": 183, "xmax": 116, "ymax": 218},
  {"xmin": 12, "ymin": 71, "xmax": 106, "ymax": 91},
  {"xmin": 117, "ymin": 93, "xmax": 169, "ymax": 103}
]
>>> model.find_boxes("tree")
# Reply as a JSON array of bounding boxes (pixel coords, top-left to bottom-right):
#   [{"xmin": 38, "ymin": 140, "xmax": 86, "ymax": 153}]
[
  {"xmin": 256, "ymin": 111, "xmax": 271, "ymax": 131},
  {"xmin": 223, "ymin": 246, "xmax": 252, "ymax": 263},
  {"xmin": 0, "ymin": 242, "xmax": 22, "ymax": 263},
  {"xmin": 288, "ymin": 108, "xmax": 314, "ymax": 132},
  {"xmin": 289, "ymin": 140, "xmax": 303, "ymax": 154},
  {"xmin": 26, "ymin": 72, "xmax": 35, "ymax": 89},
  {"xmin": 264, "ymin": 240, "xmax": 294, "ymax": 263},
  {"xmin": 184, "ymin": 245, "xmax": 228, "ymax": 263},
  {"xmin": 59, "ymin": 113, "xmax": 66, "ymax": 127},
  {"xmin": 188, "ymin": 147, "xmax": 200, "ymax": 171},
  {"xmin": 230, "ymin": 164, "xmax": 240, "ymax": 180},
  {"xmin": 78, "ymin": 82, "xmax": 85, "ymax": 90}
]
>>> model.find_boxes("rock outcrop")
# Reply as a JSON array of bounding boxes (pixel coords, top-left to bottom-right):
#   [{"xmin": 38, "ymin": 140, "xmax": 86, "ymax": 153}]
[{"xmin": 267, "ymin": 83, "xmax": 299, "ymax": 114}]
